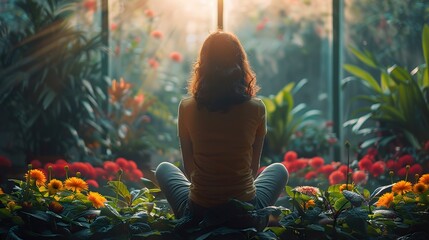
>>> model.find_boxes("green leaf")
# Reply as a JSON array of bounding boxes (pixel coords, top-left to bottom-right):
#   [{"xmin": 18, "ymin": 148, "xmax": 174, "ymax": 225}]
[
  {"xmin": 422, "ymin": 25, "xmax": 429, "ymax": 74},
  {"xmin": 388, "ymin": 65, "xmax": 412, "ymax": 83},
  {"xmin": 334, "ymin": 197, "xmax": 351, "ymax": 211},
  {"xmin": 141, "ymin": 178, "xmax": 157, "ymax": 189},
  {"xmin": 108, "ymin": 181, "xmax": 131, "ymax": 199},
  {"xmin": 349, "ymin": 47, "xmax": 378, "ymax": 68},
  {"xmin": 344, "ymin": 64, "xmax": 382, "ymax": 93},
  {"xmin": 102, "ymin": 204, "xmax": 123, "ymax": 220},
  {"xmin": 342, "ymin": 190, "xmax": 365, "ymax": 207},
  {"xmin": 370, "ymin": 184, "xmax": 393, "ymax": 201}
]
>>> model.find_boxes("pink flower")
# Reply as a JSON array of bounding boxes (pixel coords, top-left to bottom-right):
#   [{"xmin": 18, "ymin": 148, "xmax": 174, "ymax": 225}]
[
  {"xmin": 370, "ymin": 161, "xmax": 385, "ymax": 177},
  {"xmin": 325, "ymin": 121, "xmax": 334, "ymax": 127},
  {"xmin": 148, "ymin": 58, "xmax": 159, "ymax": 69},
  {"xmin": 0, "ymin": 156, "xmax": 12, "ymax": 168},
  {"xmin": 144, "ymin": 9, "xmax": 155, "ymax": 18},
  {"xmin": 309, "ymin": 157, "xmax": 324, "ymax": 169},
  {"xmin": 151, "ymin": 30, "xmax": 163, "ymax": 39},
  {"xmin": 329, "ymin": 170, "xmax": 346, "ymax": 185},
  {"xmin": 283, "ymin": 151, "xmax": 298, "ymax": 162},
  {"xmin": 169, "ymin": 51, "xmax": 183, "ymax": 62},
  {"xmin": 352, "ymin": 170, "xmax": 367, "ymax": 185}
]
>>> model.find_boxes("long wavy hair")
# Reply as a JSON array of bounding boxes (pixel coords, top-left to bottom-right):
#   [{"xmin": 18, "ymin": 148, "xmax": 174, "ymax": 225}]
[{"xmin": 187, "ymin": 31, "xmax": 259, "ymax": 112}]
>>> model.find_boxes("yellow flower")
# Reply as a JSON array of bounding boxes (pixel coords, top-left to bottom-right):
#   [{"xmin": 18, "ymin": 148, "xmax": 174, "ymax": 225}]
[
  {"xmin": 47, "ymin": 179, "xmax": 63, "ymax": 195},
  {"xmin": 64, "ymin": 177, "xmax": 88, "ymax": 192},
  {"xmin": 339, "ymin": 184, "xmax": 354, "ymax": 192},
  {"xmin": 49, "ymin": 201, "xmax": 64, "ymax": 214},
  {"xmin": 413, "ymin": 183, "xmax": 428, "ymax": 194},
  {"xmin": 376, "ymin": 192, "xmax": 394, "ymax": 208},
  {"xmin": 7, "ymin": 201, "xmax": 16, "ymax": 210},
  {"xmin": 392, "ymin": 180, "xmax": 412, "ymax": 195},
  {"xmin": 87, "ymin": 191, "xmax": 107, "ymax": 208},
  {"xmin": 305, "ymin": 199, "xmax": 316, "ymax": 209},
  {"xmin": 25, "ymin": 169, "xmax": 47, "ymax": 187},
  {"xmin": 418, "ymin": 174, "xmax": 429, "ymax": 185}
]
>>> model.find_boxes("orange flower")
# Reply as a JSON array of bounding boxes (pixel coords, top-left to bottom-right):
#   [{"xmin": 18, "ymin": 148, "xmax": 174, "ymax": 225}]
[
  {"xmin": 376, "ymin": 192, "xmax": 394, "ymax": 208},
  {"xmin": 47, "ymin": 179, "xmax": 63, "ymax": 195},
  {"xmin": 64, "ymin": 177, "xmax": 88, "ymax": 192},
  {"xmin": 339, "ymin": 184, "xmax": 354, "ymax": 192},
  {"xmin": 305, "ymin": 199, "xmax": 316, "ymax": 209},
  {"xmin": 418, "ymin": 174, "xmax": 429, "ymax": 185},
  {"xmin": 49, "ymin": 201, "xmax": 64, "ymax": 214},
  {"xmin": 25, "ymin": 169, "xmax": 47, "ymax": 187},
  {"xmin": 413, "ymin": 183, "xmax": 428, "ymax": 194},
  {"xmin": 150, "ymin": 30, "xmax": 163, "ymax": 39},
  {"xmin": 293, "ymin": 186, "xmax": 320, "ymax": 196},
  {"xmin": 87, "ymin": 191, "xmax": 107, "ymax": 208},
  {"xmin": 0, "ymin": 188, "xmax": 4, "ymax": 195},
  {"xmin": 109, "ymin": 78, "xmax": 131, "ymax": 102},
  {"xmin": 392, "ymin": 180, "xmax": 412, "ymax": 195}
]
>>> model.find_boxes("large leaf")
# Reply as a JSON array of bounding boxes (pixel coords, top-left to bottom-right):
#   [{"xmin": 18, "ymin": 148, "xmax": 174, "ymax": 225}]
[
  {"xmin": 344, "ymin": 64, "xmax": 382, "ymax": 93},
  {"xmin": 423, "ymin": 25, "xmax": 429, "ymax": 76},
  {"xmin": 349, "ymin": 47, "xmax": 378, "ymax": 68},
  {"xmin": 108, "ymin": 181, "xmax": 131, "ymax": 200}
]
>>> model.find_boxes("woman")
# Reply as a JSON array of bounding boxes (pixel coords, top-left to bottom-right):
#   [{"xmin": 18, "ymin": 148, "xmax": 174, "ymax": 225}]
[{"xmin": 155, "ymin": 31, "xmax": 288, "ymax": 227}]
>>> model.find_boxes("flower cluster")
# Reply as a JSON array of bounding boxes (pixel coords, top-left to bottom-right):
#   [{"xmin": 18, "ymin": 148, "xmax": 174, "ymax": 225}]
[
  {"xmin": 280, "ymin": 151, "xmax": 366, "ymax": 186},
  {"xmin": 29, "ymin": 157, "xmax": 144, "ymax": 189},
  {"xmin": 376, "ymin": 174, "xmax": 429, "ymax": 208}
]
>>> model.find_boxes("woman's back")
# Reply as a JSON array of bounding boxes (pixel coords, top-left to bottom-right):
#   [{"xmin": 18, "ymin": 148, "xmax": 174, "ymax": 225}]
[{"xmin": 178, "ymin": 96, "xmax": 266, "ymax": 207}]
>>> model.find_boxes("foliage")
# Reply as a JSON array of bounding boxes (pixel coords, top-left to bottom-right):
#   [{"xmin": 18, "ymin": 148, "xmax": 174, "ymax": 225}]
[
  {"xmin": 343, "ymin": 24, "xmax": 429, "ymax": 151},
  {"xmin": 0, "ymin": 164, "xmax": 171, "ymax": 240},
  {"xmin": 0, "ymin": 0, "xmax": 106, "ymax": 161},
  {"xmin": 288, "ymin": 120, "xmax": 337, "ymax": 158},
  {"xmin": 261, "ymin": 79, "xmax": 321, "ymax": 159},
  {"xmin": 270, "ymin": 175, "xmax": 429, "ymax": 240}
]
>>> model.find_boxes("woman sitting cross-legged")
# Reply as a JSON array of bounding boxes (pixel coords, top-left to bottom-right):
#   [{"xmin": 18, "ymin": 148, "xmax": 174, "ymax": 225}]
[{"xmin": 155, "ymin": 31, "xmax": 289, "ymax": 233}]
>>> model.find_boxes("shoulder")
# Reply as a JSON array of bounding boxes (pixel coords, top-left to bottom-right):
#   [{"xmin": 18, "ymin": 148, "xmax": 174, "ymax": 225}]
[
  {"xmin": 179, "ymin": 96, "xmax": 195, "ymax": 107},
  {"xmin": 248, "ymin": 97, "xmax": 266, "ymax": 110}
]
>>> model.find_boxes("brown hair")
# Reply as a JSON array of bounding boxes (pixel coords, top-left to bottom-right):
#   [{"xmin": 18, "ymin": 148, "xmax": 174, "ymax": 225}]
[{"xmin": 187, "ymin": 31, "xmax": 259, "ymax": 111}]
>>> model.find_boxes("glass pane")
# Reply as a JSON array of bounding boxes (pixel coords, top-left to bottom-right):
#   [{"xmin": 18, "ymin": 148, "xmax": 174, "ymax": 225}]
[{"xmin": 225, "ymin": 0, "xmax": 335, "ymax": 159}]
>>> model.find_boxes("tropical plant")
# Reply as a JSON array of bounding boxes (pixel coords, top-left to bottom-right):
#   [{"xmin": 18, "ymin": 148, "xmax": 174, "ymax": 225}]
[
  {"xmin": 343, "ymin": 24, "xmax": 429, "ymax": 151},
  {"xmin": 0, "ymin": 0, "xmax": 106, "ymax": 161},
  {"xmin": 261, "ymin": 79, "xmax": 321, "ymax": 159}
]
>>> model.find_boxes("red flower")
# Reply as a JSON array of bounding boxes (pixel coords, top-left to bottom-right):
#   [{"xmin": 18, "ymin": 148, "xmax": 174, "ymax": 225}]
[
  {"xmin": 305, "ymin": 171, "xmax": 318, "ymax": 180},
  {"xmin": 144, "ymin": 9, "xmax": 154, "ymax": 18},
  {"xmin": 30, "ymin": 159, "xmax": 42, "ymax": 169},
  {"xmin": 352, "ymin": 170, "xmax": 367, "ymax": 185},
  {"xmin": 151, "ymin": 30, "xmax": 163, "ymax": 39},
  {"xmin": 70, "ymin": 162, "xmax": 96, "ymax": 179},
  {"xmin": 0, "ymin": 156, "xmax": 12, "ymax": 168},
  {"xmin": 327, "ymin": 137, "xmax": 337, "ymax": 144},
  {"xmin": 283, "ymin": 151, "xmax": 298, "ymax": 162},
  {"xmin": 318, "ymin": 164, "xmax": 335, "ymax": 177},
  {"xmin": 94, "ymin": 167, "xmax": 107, "ymax": 180},
  {"xmin": 115, "ymin": 158, "xmax": 130, "ymax": 170},
  {"xmin": 148, "ymin": 58, "xmax": 159, "ymax": 69},
  {"xmin": 398, "ymin": 154, "xmax": 413, "ymax": 167},
  {"xmin": 103, "ymin": 161, "xmax": 120, "ymax": 175},
  {"xmin": 129, "ymin": 169, "xmax": 144, "ymax": 182},
  {"xmin": 127, "ymin": 160, "xmax": 138, "ymax": 171},
  {"xmin": 397, "ymin": 167, "xmax": 407, "ymax": 177},
  {"xmin": 338, "ymin": 165, "xmax": 352, "ymax": 176},
  {"xmin": 256, "ymin": 22, "xmax": 265, "ymax": 31},
  {"xmin": 367, "ymin": 147, "xmax": 378, "ymax": 156},
  {"xmin": 370, "ymin": 161, "xmax": 385, "ymax": 177},
  {"xmin": 110, "ymin": 23, "xmax": 118, "ymax": 31},
  {"xmin": 83, "ymin": 0, "xmax": 96, "ymax": 12},
  {"xmin": 325, "ymin": 121, "xmax": 334, "ymax": 127},
  {"xmin": 358, "ymin": 156, "xmax": 373, "ymax": 171},
  {"xmin": 424, "ymin": 141, "xmax": 429, "ymax": 151},
  {"xmin": 386, "ymin": 159, "xmax": 399, "ymax": 171},
  {"xmin": 409, "ymin": 164, "xmax": 423, "ymax": 176},
  {"xmin": 87, "ymin": 179, "xmax": 99, "ymax": 188},
  {"xmin": 46, "ymin": 159, "xmax": 68, "ymax": 178},
  {"xmin": 329, "ymin": 170, "xmax": 346, "ymax": 185},
  {"xmin": 309, "ymin": 157, "xmax": 324, "ymax": 169},
  {"xmin": 169, "ymin": 51, "xmax": 183, "ymax": 62}
]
